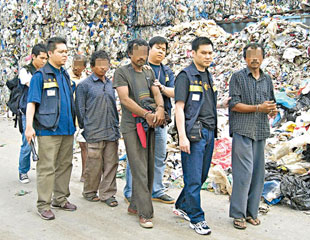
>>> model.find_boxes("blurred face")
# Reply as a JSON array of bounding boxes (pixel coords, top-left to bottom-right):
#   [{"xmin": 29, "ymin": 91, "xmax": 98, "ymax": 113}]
[
  {"xmin": 48, "ymin": 43, "xmax": 68, "ymax": 68},
  {"xmin": 192, "ymin": 44, "xmax": 214, "ymax": 70},
  {"xmin": 148, "ymin": 43, "xmax": 166, "ymax": 64},
  {"xmin": 245, "ymin": 47, "xmax": 264, "ymax": 70},
  {"xmin": 72, "ymin": 60, "xmax": 86, "ymax": 77},
  {"xmin": 32, "ymin": 52, "xmax": 48, "ymax": 70},
  {"xmin": 91, "ymin": 58, "xmax": 110, "ymax": 79},
  {"xmin": 129, "ymin": 45, "xmax": 148, "ymax": 68}
]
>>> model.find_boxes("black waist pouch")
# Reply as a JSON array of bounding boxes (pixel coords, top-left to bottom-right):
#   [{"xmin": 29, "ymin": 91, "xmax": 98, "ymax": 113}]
[{"xmin": 188, "ymin": 121, "xmax": 202, "ymax": 142}]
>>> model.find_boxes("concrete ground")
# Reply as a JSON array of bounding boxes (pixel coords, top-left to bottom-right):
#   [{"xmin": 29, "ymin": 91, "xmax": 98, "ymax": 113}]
[{"xmin": 0, "ymin": 115, "xmax": 308, "ymax": 240}]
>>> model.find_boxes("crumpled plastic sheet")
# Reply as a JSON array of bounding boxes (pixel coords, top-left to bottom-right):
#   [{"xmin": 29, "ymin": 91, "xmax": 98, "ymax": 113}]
[
  {"xmin": 262, "ymin": 180, "xmax": 283, "ymax": 205},
  {"xmin": 280, "ymin": 174, "xmax": 310, "ymax": 210}
]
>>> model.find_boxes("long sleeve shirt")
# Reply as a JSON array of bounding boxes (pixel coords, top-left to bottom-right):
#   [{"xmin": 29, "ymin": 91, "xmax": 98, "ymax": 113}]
[{"xmin": 75, "ymin": 73, "xmax": 120, "ymax": 143}]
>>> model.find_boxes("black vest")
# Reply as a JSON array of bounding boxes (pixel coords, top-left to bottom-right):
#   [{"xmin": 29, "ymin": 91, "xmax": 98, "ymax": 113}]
[{"xmin": 182, "ymin": 62, "xmax": 218, "ymax": 138}]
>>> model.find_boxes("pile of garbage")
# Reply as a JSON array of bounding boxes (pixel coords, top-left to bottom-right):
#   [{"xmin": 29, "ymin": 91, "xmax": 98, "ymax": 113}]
[{"xmin": 1, "ymin": 1, "xmax": 310, "ymax": 210}]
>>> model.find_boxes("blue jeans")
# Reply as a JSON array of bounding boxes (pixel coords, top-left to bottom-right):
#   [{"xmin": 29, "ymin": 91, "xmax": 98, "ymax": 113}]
[
  {"xmin": 18, "ymin": 115, "xmax": 31, "ymax": 174},
  {"xmin": 124, "ymin": 126, "xmax": 167, "ymax": 198},
  {"xmin": 175, "ymin": 127, "xmax": 214, "ymax": 224}
]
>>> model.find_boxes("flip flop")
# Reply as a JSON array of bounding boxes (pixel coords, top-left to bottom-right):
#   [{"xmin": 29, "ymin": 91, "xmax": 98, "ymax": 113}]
[
  {"xmin": 233, "ymin": 218, "xmax": 247, "ymax": 230},
  {"xmin": 246, "ymin": 217, "xmax": 261, "ymax": 226},
  {"xmin": 83, "ymin": 195, "xmax": 100, "ymax": 202},
  {"xmin": 102, "ymin": 196, "xmax": 118, "ymax": 207}
]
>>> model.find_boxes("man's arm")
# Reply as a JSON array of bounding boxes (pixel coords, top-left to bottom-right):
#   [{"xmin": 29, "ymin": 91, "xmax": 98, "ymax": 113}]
[
  {"xmin": 175, "ymin": 101, "xmax": 190, "ymax": 154},
  {"xmin": 229, "ymin": 73, "xmax": 277, "ymax": 114},
  {"xmin": 116, "ymin": 86, "xmax": 157, "ymax": 128},
  {"xmin": 154, "ymin": 68, "xmax": 175, "ymax": 98},
  {"xmin": 151, "ymin": 85, "xmax": 165, "ymax": 126},
  {"xmin": 25, "ymin": 102, "xmax": 36, "ymax": 144},
  {"xmin": 75, "ymin": 84, "xmax": 86, "ymax": 128}
]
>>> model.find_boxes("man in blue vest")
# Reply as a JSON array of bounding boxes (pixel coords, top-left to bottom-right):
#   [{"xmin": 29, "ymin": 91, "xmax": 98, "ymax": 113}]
[
  {"xmin": 18, "ymin": 43, "xmax": 48, "ymax": 184},
  {"xmin": 25, "ymin": 37, "xmax": 77, "ymax": 220},
  {"xmin": 174, "ymin": 37, "xmax": 228, "ymax": 235}
]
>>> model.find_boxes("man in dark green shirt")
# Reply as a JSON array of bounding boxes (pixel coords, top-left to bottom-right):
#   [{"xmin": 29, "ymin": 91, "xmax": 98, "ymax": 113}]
[{"xmin": 113, "ymin": 39, "xmax": 165, "ymax": 229}]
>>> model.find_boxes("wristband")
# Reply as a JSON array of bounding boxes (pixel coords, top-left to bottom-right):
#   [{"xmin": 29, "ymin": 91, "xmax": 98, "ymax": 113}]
[
  {"xmin": 156, "ymin": 105, "xmax": 164, "ymax": 110},
  {"xmin": 143, "ymin": 111, "xmax": 150, "ymax": 118},
  {"xmin": 160, "ymin": 85, "xmax": 166, "ymax": 92}
]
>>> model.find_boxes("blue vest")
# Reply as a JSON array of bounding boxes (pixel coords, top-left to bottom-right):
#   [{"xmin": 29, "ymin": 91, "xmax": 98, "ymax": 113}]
[
  {"xmin": 34, "ymin": 64, "xmax": 75, "ymax": 131},
  {"xmin": 182, "ymin": 62, "xmax": 218, "ymax": 138}
]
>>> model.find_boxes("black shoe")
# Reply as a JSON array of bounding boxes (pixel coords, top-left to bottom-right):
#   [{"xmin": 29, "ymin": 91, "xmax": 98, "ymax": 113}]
[
  {"xmin": 152, "ymin": 194, "xmax": 175, "ymax": 204},
  {"xmin": 19, "ymin": 173, "xmax": 30, "ymax": 184}
]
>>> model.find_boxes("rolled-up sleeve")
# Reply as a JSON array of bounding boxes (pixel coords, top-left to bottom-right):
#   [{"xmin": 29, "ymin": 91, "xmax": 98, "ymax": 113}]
[
  {"xmin": 229, "ymin": 73, "xmax": 242, "ymax": 109},
  {"xmin": 75, "ymin": 83, "xmax": 86, "ymax": 128}
]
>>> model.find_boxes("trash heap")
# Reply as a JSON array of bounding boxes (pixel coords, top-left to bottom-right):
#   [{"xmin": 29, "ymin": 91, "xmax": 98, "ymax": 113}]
[
  {"xmin": 144, "ymin": 18, "xmax": 310, "ymax": 209},
  {"xmin": 0, "ymin": 0, "xmax": 307, "ymax": 111},
  {"xmin": 1, "ymin": 0, "xmax": 310, "ymax": 210}
]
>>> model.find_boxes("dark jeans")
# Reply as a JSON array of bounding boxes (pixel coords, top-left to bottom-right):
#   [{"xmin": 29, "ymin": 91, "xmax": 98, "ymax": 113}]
[
  {"xmin": 175, "ymin": 127, "xmax": 214, "ymax": 224},
  {"xmin": 123, "ymin": 129, "xmax": 155, "ymax": 219}
]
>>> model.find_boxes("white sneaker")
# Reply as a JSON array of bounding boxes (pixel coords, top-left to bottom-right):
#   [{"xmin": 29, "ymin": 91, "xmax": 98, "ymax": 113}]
[
  {"xmin": 173, "ymin": 208, "xmax": 190, "ymax": 221},
  {"xmin": 19, "ymin": 173, "xmax": 30, "ymax": 184},
  {"xmin": 189, "ymin": 221, "xmax": 211, "ymax": 235}
]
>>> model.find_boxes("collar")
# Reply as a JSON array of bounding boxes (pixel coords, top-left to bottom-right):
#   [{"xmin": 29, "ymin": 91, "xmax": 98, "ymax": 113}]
[
  {"xmin": 245, "ymin": 67, "xmax": 265, "ymax": 80},
  {"xmin": 188, "ymin": 61, "xmax": 209, "ymax": 76},
  {"xmin": 90, "ymin": 73, "xmax": 100, "ymax": 82},
  {"xmin": 90, "ymin": 73, "xmax": 109, "ymax": 83},
  {"xmin": 28, "ymin": 62, "xmax": 36, "ymax": 72},
  {"xmin": 45, "ymin": 62, "xmax": 65, "ymax": 75}
]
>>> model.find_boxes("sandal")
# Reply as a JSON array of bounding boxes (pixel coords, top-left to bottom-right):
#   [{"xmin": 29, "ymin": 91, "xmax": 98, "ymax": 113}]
[
  {"xmin": 246, "ymin": 217, "xmax": 261, "ymax": 226},
  {"xmin": 102, "ymin": 196, "xmax": 118, "ymax": 207},
  {"xmin": 83, "ymin": 194, "xmax": 100, "ymax": 202},
  {"xmin": 233, "ymin": 218, "xmax": 247, "ymax": 230}
]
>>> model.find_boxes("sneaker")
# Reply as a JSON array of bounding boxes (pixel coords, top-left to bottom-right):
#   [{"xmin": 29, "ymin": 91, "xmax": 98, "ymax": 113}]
[
  {"xmin": 173, "ymin": 207, "xmax": 190, "ymax": 221},
  {"xmin": 152, "ymin": 194, "xmax": 175, "ymax": 204},
  {"xmin": 189, "ymin": 221, "xmax": 211, "ymax": 235},
  {"xmin": 37, "ymin": 209, "xmax": 55, "ymax": 220},
  {"xmin": 19, "ymin": 173, "xmax": 30, "ymax": 184},
  {"xmin": 139, "ymin": 217, "xmax": 153, "ymax": 228}
]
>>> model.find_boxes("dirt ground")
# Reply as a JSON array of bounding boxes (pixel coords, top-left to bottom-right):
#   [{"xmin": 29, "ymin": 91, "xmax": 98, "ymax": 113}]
[{"xmin": 0, "ymin": 115, "xmax": 308, "ymax": 240}]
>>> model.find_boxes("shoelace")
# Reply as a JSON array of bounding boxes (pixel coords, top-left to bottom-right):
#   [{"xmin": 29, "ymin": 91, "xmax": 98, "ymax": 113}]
[{"xmin": 200, "ymin": 221, "xmax": 208, "ymax": 228}]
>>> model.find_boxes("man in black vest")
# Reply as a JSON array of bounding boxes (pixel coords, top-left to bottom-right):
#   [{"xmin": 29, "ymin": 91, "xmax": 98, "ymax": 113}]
[
  {"xmin": 18, "ymin": 43, "xmax": 47, "ymax": 184},
  {"xmin": 174, "ymin": 37, "xmax": 228, "ymax": 235},
  {"xmin": 25, "ymin": 37, "xmax": 77, "ymax": 220}
]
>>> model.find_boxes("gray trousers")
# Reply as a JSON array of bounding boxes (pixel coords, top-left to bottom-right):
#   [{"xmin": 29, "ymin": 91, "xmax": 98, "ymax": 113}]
[
  {"xmin": 229, "ymin": 133, "xmax": 265, "ymax": 219},
  {"xmin": 123, "ymin": 129, "xmax": 155, "ymax": 219}
]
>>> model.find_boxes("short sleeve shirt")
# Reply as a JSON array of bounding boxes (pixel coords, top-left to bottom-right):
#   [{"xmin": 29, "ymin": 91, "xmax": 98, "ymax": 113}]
[
  {"xmin": 27, "ymin": 63, "xmax": 76, "ymax": 136},
  {"xmin": 175, "ymin": 71, "xmax": 216, "ymax": 130},
  {"xmin": 113, "ymin": 65, "xmax": 155, "ymax": 134},
  {"xmin": 229, "ymin": 67, "xmax": 276, "ymax": 140}
]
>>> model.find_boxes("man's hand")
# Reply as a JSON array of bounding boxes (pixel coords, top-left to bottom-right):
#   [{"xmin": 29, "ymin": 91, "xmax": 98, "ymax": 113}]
[
  {"xmin": 154, "ymin": 108, "xmax": 165, "ymax": 127},
  {"xmin": 142, "ymin": 65, "xmax": 152, "ymax": 70},
  {"xmin": 218, "ymin": 97, "xmax": 231, "ymax": 108},
  {"xmin": 268, "ymin": 109, "xmax": 278, "ymax": 118},
  {"xmin": 145, "ymin": 113, "xmax": 157, "ymax": 128},
  {"xmin": 179, "ymin": 135, "xmax": 190, "ymax": 154},
  {"xmin": 259, "ymin": 101, "xmax": 277, "ymax": 114},
  {"xmin": 25, "ymin": 126, "xmax": 36, "ymax": 144},
  {"xmin": 153, "ymin": 79, "xmax": 164, "ymax": 92}
]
